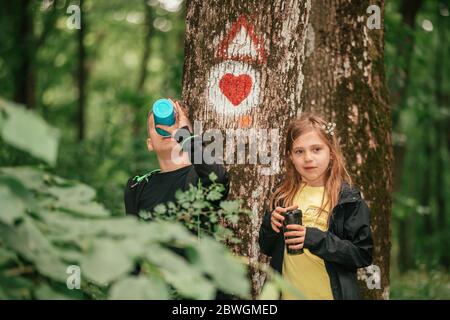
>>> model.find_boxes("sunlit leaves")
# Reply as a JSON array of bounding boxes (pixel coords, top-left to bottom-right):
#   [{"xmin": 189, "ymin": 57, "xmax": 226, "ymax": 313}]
[
  {"xmin": 0, "ymin": 98, "xmax": 59, "ymax": 166},
  {"xmin": 0, "ymin": 166, "xmax": 251, "ymax": 299}
]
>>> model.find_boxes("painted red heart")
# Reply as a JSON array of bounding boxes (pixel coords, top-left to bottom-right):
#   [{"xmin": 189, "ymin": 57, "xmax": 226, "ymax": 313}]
[{"xmin": 219, "ymin": 73, "xmax": 253, "ymax": 106}]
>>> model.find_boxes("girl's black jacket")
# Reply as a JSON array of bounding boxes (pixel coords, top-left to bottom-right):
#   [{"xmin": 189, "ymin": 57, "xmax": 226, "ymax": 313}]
[{"xmin": 258, "ymin": 182, "xmax": 374, "ymax": 300}]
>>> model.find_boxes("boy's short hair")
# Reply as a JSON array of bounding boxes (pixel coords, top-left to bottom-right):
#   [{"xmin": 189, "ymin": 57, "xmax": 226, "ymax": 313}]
[{"xmin": 147, "ymin": 109, "xmax": 152, "ymax": 137}]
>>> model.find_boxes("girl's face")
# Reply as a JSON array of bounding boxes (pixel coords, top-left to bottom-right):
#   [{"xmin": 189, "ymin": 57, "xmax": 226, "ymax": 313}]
[{"xmin": 289, "ymin": 130, "xmax": 331, "ymax": 187}]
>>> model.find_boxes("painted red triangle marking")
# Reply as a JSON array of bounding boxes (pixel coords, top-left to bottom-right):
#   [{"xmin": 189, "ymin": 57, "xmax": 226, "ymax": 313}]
[{"xmin": 216, "ymin": 15, "xmax": 266, "ymax": 64}]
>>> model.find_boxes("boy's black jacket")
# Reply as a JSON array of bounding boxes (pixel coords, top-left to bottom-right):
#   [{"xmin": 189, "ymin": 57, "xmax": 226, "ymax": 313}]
[
  {"xmin": 258, "ymin": 182, "xmax": 374, "ymax": 300},
  {"xmin": 124, "ymin": 127, "xmax": 229, "ymax": 215},
  {"xmin": 124, "ymin": 127, "xmax": 232, "ymax": 299}
]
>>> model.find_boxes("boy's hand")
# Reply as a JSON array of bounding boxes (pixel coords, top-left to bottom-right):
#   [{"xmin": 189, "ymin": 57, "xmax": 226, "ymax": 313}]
[
  {"xmin": 270, "ymin": 205, "xmax": 298, "ymax": 233},
  {"xmin": 284, "ymin": 224, "xmax": 306, "ymax": 250},
  {"xmin": 155, "ymin": 99, "xmax": 192, "ymax": 136}
]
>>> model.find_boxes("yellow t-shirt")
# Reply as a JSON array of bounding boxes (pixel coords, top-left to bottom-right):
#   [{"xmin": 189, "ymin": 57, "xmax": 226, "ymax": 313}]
[{"xmin": 281, "ymin": 183, "xmax": 334, "ymax": 300}]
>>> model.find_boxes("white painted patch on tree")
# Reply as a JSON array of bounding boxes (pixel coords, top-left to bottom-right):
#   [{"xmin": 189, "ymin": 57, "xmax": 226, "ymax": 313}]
[
  {"xmin": 305, "ymin": 23, "xmax": 315, "ymax": 58},
  {"xmin": 226, "ymin": 28, "xmax": 259, "ymax": 61},
  {"xmin": 206, "ymin": 15, "xmax": 265, "ymax": 118}
]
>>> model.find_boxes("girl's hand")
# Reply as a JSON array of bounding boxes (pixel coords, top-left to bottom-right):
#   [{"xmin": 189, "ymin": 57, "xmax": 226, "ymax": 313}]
[
  {"xmin": 284, "ymin": 224, "xmax": 306, "ymax": 250},
  {"xmin": 270, "ymin": 205, "xmax": 299, "ymax": 233}
]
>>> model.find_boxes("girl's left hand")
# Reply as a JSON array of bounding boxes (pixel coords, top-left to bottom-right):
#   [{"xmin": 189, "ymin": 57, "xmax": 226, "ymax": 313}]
[{"xmin": 284, "ymin": 225, "xmax": 306, "ymax": 250}]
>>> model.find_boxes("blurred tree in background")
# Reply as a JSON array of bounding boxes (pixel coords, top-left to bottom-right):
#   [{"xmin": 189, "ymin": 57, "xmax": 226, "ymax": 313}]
[
  {"xmin": 386, "ymin": 0, "xmax": 450, "ymax": 298},
  {"xmin": 0, "ymin": 0, "xmax": 449, "ymax": 299},
  {"xmin": 0, "ymin": 0, "xmax": 187, "ymax": 217}
]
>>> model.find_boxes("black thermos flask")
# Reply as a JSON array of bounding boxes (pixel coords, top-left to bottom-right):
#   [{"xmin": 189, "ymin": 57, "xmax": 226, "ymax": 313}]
[{"xmin": 283, "ymin": 209, "xmax": 304, "ymax": 255}]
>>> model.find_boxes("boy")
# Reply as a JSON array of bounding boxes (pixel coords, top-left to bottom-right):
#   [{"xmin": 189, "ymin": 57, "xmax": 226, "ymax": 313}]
[{"xmin": 124, "ymin": 99, "xmax": 229, "ymax": 216}]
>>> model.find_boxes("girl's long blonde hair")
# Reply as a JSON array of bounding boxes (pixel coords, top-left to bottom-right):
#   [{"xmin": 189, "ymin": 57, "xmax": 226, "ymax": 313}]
[{"xmin": 269, "ymin": 113, "xmax": 353, "ymax": 217}]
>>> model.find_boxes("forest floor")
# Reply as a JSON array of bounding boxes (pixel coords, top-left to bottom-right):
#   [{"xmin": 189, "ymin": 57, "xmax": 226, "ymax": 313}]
[{"xmin": 390, "ymin": 267, "xmax": 450, "ymax": 299}]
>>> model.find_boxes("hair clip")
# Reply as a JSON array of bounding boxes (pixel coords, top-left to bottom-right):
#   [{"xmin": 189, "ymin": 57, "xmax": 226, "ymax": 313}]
[{"xmin": 322, "ymin": 122, "xmax": 336, "ymax": 136}]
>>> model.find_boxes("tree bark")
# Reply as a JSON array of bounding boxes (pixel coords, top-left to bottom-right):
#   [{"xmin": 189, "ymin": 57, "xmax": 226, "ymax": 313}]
[
  {"xmin": 11, "ymin": 0, "xmax": 60, "ymax": 111},
  {"xmin": 302, "ymin": 0, "xmax": 391, "ymax": 300},
  {"xmin": 134, "ymin": 0, "xmax": 155, "ymax": 139},
  {"xmin": 77, "ymin": 0, "xmax": 87, "ymax": 141},
  {"xmin": 391, "ymin": 0, "xmax": 423, "ymax": 127},
  {"xmin": 183, "ymin": 0, "xmax": 391, "ymax": 300},
  {"xmin": 392, "ymin": 0, "xmax": 423, "ymax": 273},
  {"xmin": 434, "ymin": 2, "xmax": 449, "ymax": 269},
  {"xmin": 13, "ymin": 0, "xmax": 36, "ymax": 110},
  {"xmin": 136, "ymin": 1, "xmax": 154, "ymax": 93}
]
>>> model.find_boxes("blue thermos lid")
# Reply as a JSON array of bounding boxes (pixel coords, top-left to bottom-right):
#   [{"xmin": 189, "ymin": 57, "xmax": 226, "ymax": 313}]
[{"xmin": 152, "ymin": 99, "xmax": 175, "ymax": 137}]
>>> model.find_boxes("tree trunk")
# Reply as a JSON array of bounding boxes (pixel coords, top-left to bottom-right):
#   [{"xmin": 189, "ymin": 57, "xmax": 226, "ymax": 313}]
[
  {"xmin": 183, "ymin": 0, "xmax": 391, "ymax": 300},
  {"xmin": 134, "ymin": 0, "xmax": 155, "ymax": 138},
  {"xmin": 11, "ymin": 0, "xmax": 59, "ymax": 111},
  {"xmin": 136, "ymin": 1, "xmax": 154, "ymax": 94},
  {"xmin": 391, "ymin": 0, "xmax": 423, "ymax": 127},
  {"xmin": 13, "ymin": 0, "xmax": 36, "ymax": 110},
  {"xmin": 392, "ymin": 0, "xmax": 423, "ymax": 273},
  {"xmin": 302, "ymin": 0, "xmax": 391, "ymax": 300},
  {"xmin": 420, "ymin": 117, "xmax": 433, "ymax": 239},
  {"xmin": 435, "ymin": 2, "xmax": 449, "ymax": 269},
  {"xmin": 77, "ymin": 0, "xmax": 87, "ymax": 141}
]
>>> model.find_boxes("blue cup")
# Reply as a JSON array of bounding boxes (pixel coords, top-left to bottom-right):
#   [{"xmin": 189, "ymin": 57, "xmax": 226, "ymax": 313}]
[{"xmin": 152, "ymin": 99, "xmax": 175, "ymax": 137}]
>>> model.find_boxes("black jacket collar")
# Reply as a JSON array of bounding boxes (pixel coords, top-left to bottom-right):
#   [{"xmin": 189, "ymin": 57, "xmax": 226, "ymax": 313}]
[{"xmin": 337, "ymin": 181, "xmax": 362, "ymax": 205}]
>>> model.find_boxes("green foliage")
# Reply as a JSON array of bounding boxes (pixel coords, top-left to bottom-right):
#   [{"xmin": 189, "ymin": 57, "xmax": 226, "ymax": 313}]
[
  {"xmin": 2, "ymin": 0, "xmax": 447, "ymax": 300},
  {"xmin": 0, "ymin": 98, "xmax": 59, "ymax": 166},
  {"xmin": 386, "ymin": 1, "xmax": 450, "ymax": 275},
  {"xmin": 0, "ymin": 97, "xmax": 301, "ymax": 300},
  {"xmin": 391, "ymin": 267, "xmax": 450, "ymax": 299},
  {"xmin": 0, "ymin": 96, "xmax": 252, "ymax": 300},
  {"xmin": 0, "ymin": 165, "xmax": 252, "ymax": 300},
  {"xmin": 139, "ymin": 173, "xmax": 249, "ymax": 245}
]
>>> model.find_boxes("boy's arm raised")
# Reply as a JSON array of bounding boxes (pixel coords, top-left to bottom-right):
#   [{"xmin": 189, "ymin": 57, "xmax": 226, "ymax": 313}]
[{"xmin": 174, "ymin": 126, "xmax": 229, "ymax": 192}]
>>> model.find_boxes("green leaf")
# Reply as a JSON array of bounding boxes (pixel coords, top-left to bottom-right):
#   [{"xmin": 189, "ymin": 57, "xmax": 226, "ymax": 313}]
[
  {"xmin": 154, "ymin": 204, "xmax": 167, "ymax": 215},
  {"xmin": 0, "ymin": 175, "xmax": 30, "ymax": 225},
  {"xmin": 40, "ymin": 211, "xmax": 157, "ymax": 245},
  {"xmin": 226, "ymin": 214, "xmax": 240, "ymax": 225},
  {"xmin": 0, "ymin": 167, "xmax": 47, "ymax": 191},
  {"xmin": 220, "ymin": 200, "xmax": 240, "ymax": 213},
  {"xmin": 0, "ymin": 272, "xmax": 33, "ymax": 299},
  {"xmin": 56, "ymin": 201, "xmax": 110, "ymax": 218},
  {"xmin": 193, "ymin": 200, "xmax": 207, "ymax": 210},
  {"xmin": 208, "ymin": 172, "xmax": 218, "ymax": 182},
  {"xmin": 34, "ymin": 284, "xmax": 84, "ymax": 300},
  {"xmin": 109, "ymin": 276, "xmax": 170, "ymax": 300},
  {"xmin": 0, "ymin": 98, "xmax": 59, "ymax": 166},
  {"xmin": 0, "ymin": 217, "xmax": 68, "ymax": 282},
  {"xmin": 193, "ymin": 237, "xmax": 250, "ymax": 298},
  {"xmin": 258, "ymin": 281, "xmax": 279, "ymax": 300},
  {"xmin": 80, "ymin": 239, "xmax": 134, "ymax": 286},
  {"xmin": 0, "ymin": 247, "xmax": 17, "ymax": 266},
  {"xmin": 206, "ymin": 189, "xmax": 222, "ymax": 201},
  {"xmin": 267, "ymin": 271, "xmax": 305, "ymax": 300},
  {"xmin": 213, "ymin": 225, "xmax": 238, "ymax": 244},
  {"xmin": 147, "ymin": 221, "xmax": 198, "ymax": 244},
  {"xmin": 145, "ymin": 244, "xmax": 215, "ymax": 299},
  {"xmin": 46, "ymin": 184, "xmax": 96, "ymax": 203}
]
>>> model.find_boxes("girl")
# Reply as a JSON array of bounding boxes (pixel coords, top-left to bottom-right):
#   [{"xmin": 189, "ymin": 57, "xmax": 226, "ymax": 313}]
[{"xmin": 258, "ymin": 113, "xmax": 373, "ymax": 300}]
